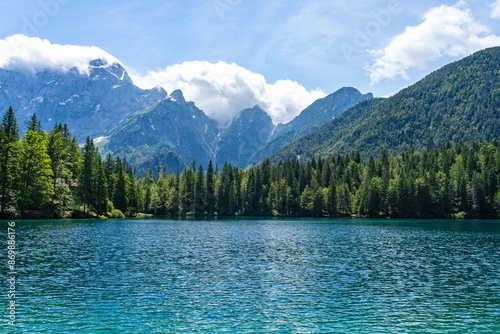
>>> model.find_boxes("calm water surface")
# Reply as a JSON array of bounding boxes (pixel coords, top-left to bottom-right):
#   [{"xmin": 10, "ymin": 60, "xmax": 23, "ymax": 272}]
[{"xmin": 1, "ymin": 218, "xmax": 500, "ymax": 333}]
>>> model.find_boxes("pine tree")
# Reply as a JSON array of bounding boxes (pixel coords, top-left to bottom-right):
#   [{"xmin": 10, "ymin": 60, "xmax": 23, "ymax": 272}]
[
  {"xmin": 205, "ymin": 160, "xmax": 216, "ymax": 215},
  {"xmin": 194, "ymin": 165, "xmax": 205, "ymax": 215},
  {"xmin": 104, "ymin": 153, "xmax": 116, "ymax": 200},
  {"xmin": 313, "ymin": 188, "xmax": 324, "ymax": 217},
  {"xmin": 19, "ymin": 130, "xmax": 54, "ymax": 209},
  {"xmin": 67, "ymin": 136, "xmax": 82, "ymax": 185},
  {"xmin": 156, "ymin": 171, "xmax": 168, "ymax": 215},
  {"xmin": 113, "ymin": 164, "xmax": 129, "ymax": 214},
  {"xmin": 0, "ymin": 106, "xmax": 20, "ymax": 217},
  {"xmin": 180, "ymin": 166, "xmax": 194, "ymax": 215},
  {"xmin": 174, "ymin": 169, "xmax": 181, "ymax": 215},
  {"xmin": 144, "ymin": 185, "xmax": 153, "ymax": 213},
  {"xmin": 78, "ymin": 137, "xmax": 97, "ymax": 213},
  {"xmin": 325, "ymin": 174, "xmax": 337, "ymax": 216},
  {"xmin": 47, "ymin": 124, "xmax": 78, "ymax": 213},
  {"xmin": 242, "ymin": 168, "xmax": 256, "ymax": 215},
  {"xmin": 47, "ymin": 126, "xmax": 70, "ymax": 188},
  {"xmin": 300, "ymin": 185, "xmax": 315, "ymax": 216},
  {"xmin": 128, "ymin": 172, "xmax": 139, "ymax": 216},
  {"xmin": 95, "ymin": 159, "xmax": 108, "ymax": 215},
  {"xmin": 337, "ymin": 182, "xmax": 352, "ymax": 214},
  {"xmin": 321, "ymin": 160, "xmax": 331, "ymax": 188},
  {"xmin": 26, "ymin": 113, "xmax": 42, "ymax": 133},
  {"xmin": 217, "ymin": 164, "xmax": 232, "ymax": 215}
]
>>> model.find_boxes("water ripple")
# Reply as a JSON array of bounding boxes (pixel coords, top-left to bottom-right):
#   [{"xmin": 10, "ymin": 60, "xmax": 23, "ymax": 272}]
[{"xmin": 1, "ymin": 218, "xmax": 500, "ymax": 333}]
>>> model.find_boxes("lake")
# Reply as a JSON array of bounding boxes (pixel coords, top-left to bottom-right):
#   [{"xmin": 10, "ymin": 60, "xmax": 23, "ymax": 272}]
[{"xmin": 2, "ymin": 218, "xmax": 500, "ymax": 333}]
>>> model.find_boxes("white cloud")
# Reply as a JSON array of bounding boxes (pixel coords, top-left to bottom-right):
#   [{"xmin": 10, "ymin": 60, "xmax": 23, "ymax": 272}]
[
  {"xmin": 131, "ymin": 61, "xmax": 325, "ymax": 127},
  {"xmin": 0, "ymin": 34, "xmax": 120, "ymax": 75},
  {"xmin": 492, "ymin": 0, "xmax": 500, "ymax": 19},
  {"xmin": 367, "ymin": 2, "xmax": 500, "ymax": 84}
]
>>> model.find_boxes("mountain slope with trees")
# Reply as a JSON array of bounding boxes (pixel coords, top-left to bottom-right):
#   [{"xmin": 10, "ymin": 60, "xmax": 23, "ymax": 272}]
[
  {"xmin": 248, "ymin": 87, "xmax": 373, "ymax": 165},
  {"xmin": 268, "ymin": 98, "xmax": 384, "ymax": 164},
  {"xmin": 271, "ymin": 47, "xmax": 500, "ymax": 163}
]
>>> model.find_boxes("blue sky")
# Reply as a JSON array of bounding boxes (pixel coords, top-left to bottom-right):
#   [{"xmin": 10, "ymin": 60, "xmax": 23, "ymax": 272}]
[{"xmin": 1, "ymin": 0, "xmax": 500, "ymax": 125}]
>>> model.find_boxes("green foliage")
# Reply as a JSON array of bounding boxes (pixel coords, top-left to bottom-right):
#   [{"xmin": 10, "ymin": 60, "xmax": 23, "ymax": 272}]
[
  {"xmin": 108, "ymin": 209, "xmax": 125, "ymax": 219},
  {"xmin": 78, "ymin": 137, "xmax": 96, "ymax": 212},
  {"xmin": 54, "ymin": 182, "xmax": 73, "ymax": 211},
  {"xmin": 205, "ymin": 160, "xmax": 216, "ymax": 215},
  {"xmin": 0, "ymin": 106, "xmax": 20, "ymax": 217},
  {"xmin": 19, "ymin": 130, "xmax": 54, "ymax": 209},
  {"xmin": 194, "ymin": 165, "xmax": 205, "ymax": 215},
  {"xmin": 26, "ymin": 113, "xmax": 42, "ymax": 133},
  {"xmin": 95, "ymin": 160, "xmax": 109, "ymax": 215},
  {"xmin": 0, "ymin": 107, "xmax": 146, "ymax": 218},
  {"xmin": 113, "ymin": 164, "xmax": 129, "ymax": 214}
]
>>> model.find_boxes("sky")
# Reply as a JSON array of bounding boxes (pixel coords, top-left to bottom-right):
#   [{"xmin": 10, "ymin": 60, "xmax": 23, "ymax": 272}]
[{"xmin": 1, "ymin": 0, "xmax": 500, "ymax": 126}]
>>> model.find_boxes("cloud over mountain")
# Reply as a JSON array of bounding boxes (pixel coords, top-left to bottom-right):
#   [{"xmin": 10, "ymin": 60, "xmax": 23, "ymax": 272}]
[
  {"xmin": 0, "ymin": 34, "xmax": 120, "ymax": 75},
  {"xmin": 367, "ymin": 2, "xmax": 500, "ymax": 84},
  {"xmin": 130, "ymin": 61, "xmax": 325, "ymax": 127},
  {"xmin": 0, "ymin": 35, "xmax": 325, "ymax": 127}
]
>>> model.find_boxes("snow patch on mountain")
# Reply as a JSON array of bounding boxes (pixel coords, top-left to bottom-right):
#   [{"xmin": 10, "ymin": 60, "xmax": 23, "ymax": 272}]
[{"xmin": 94, "ymin": 136, "xmax": 108, "ymax": 144}]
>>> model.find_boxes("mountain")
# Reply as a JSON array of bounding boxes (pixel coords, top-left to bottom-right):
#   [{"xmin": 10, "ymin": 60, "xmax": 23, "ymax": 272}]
[
  {"xmin": 248, "ymin": 87, "xmax": 373, "ymax": 166},
  {"xmin": 0, "ymin": 39, "xmax": 379, "ymax": 171},
  {"xmin": 105, "ymin": 86, "xmax": 370, "ymax": 170},
  {"xmin": 274, "ymin": 87, "xmax": 373, "ymax": 138},
  {"xmin": 0, "ymin": 59, "xmax": 167, "ymax": 141},
  {"xmin": 103, "ymin": 102, "xmax": 275, "ymax": 170},
  {"xmin": 271, "ymin": 47, "xmax": 500, "ymax": 163},
  {"xmin": 103, "ymin": 90, "xmax": 220, "ymax": 169},
  {"xmin": 216, "ymin": 105, "xmax": 275, "ymax": 167},
  {"xmin": 268, "ymin": 98, "xmax": 385, "ymax": 163}
]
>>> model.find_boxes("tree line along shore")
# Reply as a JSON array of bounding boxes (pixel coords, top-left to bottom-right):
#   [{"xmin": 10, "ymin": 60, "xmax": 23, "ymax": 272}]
[{"xmin": 2, "ymin": 106, "xmax": 500, "ymax": 220}]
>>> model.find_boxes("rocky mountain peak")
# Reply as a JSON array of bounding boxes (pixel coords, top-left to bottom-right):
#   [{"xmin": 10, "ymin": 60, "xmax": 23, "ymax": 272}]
[{"xmin": 170, "ymin": 89, "xmax": 187, "ymax": 104}]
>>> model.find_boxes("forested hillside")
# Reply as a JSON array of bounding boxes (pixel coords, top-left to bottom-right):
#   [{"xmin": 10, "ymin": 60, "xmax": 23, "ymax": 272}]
[
  {"xmin": 2, "ymin": 106, "xmax": 500, "ymax": 219},
  {"xmin": 269, "ymin": 98, "xmax": 384, "ymax": 163},
  {"xmin": 272, "ymin": 47, "xmax": 500, "ymax": 162},
  {"xmin": 249, "ymin": 87, "xmax": 372, "ymax": 165}
]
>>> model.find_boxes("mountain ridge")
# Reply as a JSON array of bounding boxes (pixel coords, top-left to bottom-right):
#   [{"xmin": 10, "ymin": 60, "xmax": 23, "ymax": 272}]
[{"xmin": 247, "ymin": 87, "xmax": 373, "ymax": 166}]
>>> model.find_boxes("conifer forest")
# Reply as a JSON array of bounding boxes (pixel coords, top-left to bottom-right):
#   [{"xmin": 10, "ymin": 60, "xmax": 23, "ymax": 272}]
[{"xmin": 2, "ymin": 106, "xmax": 500, "ymax": 220}]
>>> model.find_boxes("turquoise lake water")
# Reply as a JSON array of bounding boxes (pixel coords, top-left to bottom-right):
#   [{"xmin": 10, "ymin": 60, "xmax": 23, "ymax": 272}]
[{"xmin": 1, "ymin": 218, "xmax": 500, "ymax": 333}]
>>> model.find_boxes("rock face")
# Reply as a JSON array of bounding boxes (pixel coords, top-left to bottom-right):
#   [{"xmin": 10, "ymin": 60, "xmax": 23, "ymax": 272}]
[
  {"xmin": 104, "ymin": 102, "xmax": 275, "ymax": 170},
  {"xmin": 216, "ymin": 105, "xmax": 275, "ymax": 167},
  {"xmin": 0, "ymin": 59, "xmax": 167, "ymax": 141}
]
